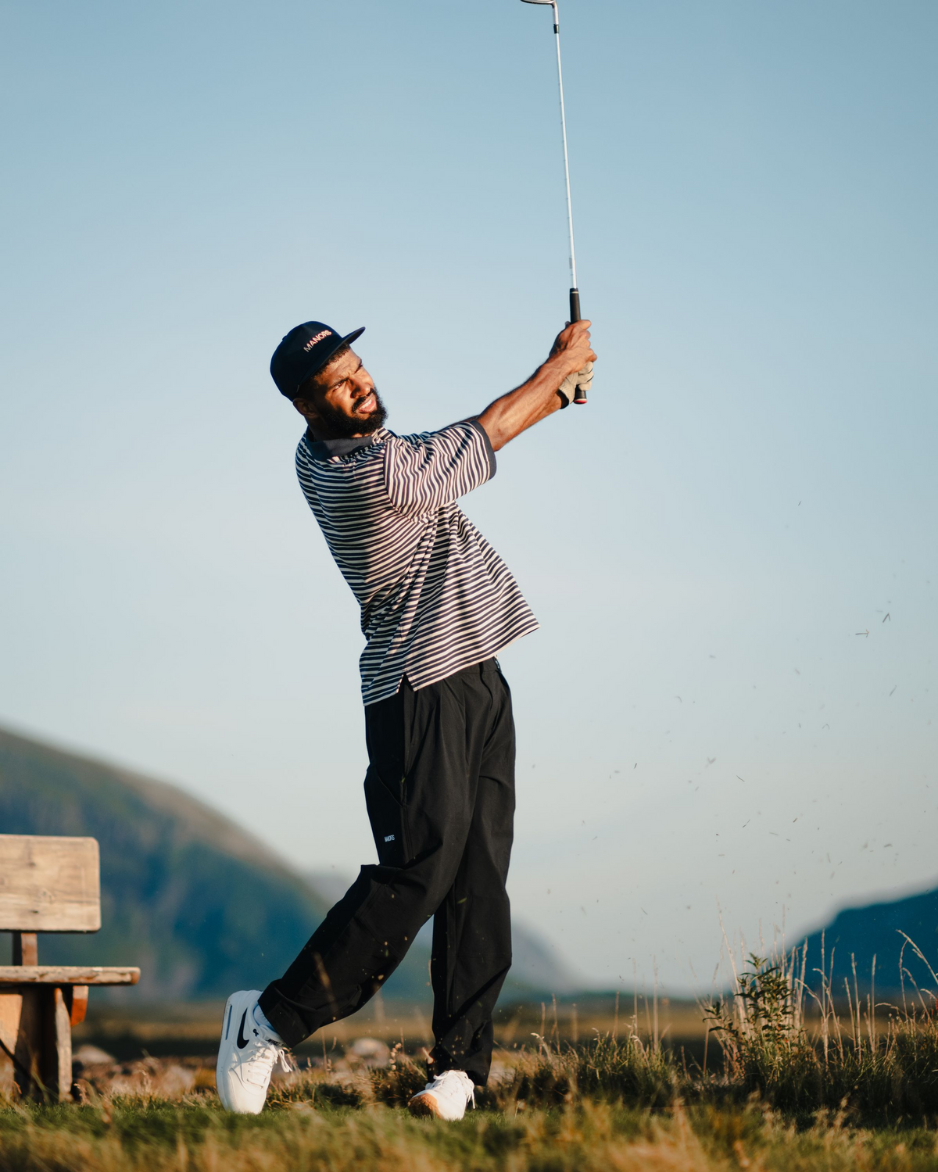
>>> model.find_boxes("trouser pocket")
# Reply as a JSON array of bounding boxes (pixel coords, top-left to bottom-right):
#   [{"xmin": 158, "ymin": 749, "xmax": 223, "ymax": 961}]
[{"xmin": 364, "ymin": 765, "xmax": 408, "ymax": 867}]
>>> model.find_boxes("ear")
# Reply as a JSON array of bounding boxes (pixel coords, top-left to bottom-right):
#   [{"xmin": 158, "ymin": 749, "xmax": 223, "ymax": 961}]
[{"xmin": 292, "ymin": 396, "xmax": 317, "ymax": 423}]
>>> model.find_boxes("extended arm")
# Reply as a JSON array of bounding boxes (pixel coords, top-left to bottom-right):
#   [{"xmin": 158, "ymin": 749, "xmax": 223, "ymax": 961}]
[{"xmin": 476, "ymin": 320, "xmax": 596, "ymax": 452}]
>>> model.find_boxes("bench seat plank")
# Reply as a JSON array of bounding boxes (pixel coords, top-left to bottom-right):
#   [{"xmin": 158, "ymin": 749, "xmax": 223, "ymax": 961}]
[{"xmin": 0, "ymin": 966, "xmax": 139, "ymax": 986}]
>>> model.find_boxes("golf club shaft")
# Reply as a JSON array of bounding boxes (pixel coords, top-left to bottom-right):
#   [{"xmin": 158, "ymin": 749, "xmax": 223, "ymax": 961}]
[{"xmin": 552, "ymin": 4, "xmax": 586, "ymax": 404}]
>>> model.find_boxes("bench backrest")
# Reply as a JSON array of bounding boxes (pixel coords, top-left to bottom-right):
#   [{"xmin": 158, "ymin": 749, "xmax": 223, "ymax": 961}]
[{"xmin": 0, "ymin": 835, "xmax": 101, "ymax": 933}]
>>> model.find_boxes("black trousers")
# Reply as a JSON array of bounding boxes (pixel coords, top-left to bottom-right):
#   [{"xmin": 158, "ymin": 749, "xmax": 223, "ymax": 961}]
[{"xmin": 259, "ymin": 658, "xmax": 515, "ymax": 1086}]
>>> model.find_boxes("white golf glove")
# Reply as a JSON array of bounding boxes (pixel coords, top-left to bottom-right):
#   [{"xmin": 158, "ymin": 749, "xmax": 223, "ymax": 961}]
[{"xmin": 558, "ymin": 361, "xmax": 593, "ymax": 408}]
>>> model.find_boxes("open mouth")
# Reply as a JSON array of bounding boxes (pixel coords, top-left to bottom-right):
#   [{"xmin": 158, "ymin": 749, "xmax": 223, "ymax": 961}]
[{"xmin": 355, "ymin": 392, "xmax": 377, "ymax": 414}]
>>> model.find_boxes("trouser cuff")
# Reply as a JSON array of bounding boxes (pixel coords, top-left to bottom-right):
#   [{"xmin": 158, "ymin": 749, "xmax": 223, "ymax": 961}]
[
  {"xmin": 430, "ymin": 1044, "xmax": 489, "ymax": 1088},
  {"xmin": 258, "ymin": 983, "xmax": 313, "ymax": 1050}
]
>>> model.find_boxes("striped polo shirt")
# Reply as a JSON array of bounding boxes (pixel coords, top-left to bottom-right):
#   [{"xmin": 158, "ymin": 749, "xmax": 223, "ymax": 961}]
[{"xmin": 295, "ymin": 419, "xmax": 539, "ymax": 705}]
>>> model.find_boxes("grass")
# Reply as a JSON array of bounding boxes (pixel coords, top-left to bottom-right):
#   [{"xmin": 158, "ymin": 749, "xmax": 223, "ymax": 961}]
[
  {"xmin": 4, "ymin": 938, "xmax": 938, "ymax": 1169},
  {"xmin": 2, "ymin": 1096, "xmax": 938, "ymax": 1171}
]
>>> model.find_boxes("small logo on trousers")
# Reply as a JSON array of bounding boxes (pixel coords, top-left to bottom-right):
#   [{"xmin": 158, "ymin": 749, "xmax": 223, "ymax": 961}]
[{"xmin": 384, "ymin": 834, "xmax": 395, "ymax": 842}]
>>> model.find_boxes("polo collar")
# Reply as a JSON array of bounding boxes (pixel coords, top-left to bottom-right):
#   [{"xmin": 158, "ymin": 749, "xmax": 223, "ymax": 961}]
[{"xmin": 304, "ymin": 428, "xmax": 386, "ymax": 461}]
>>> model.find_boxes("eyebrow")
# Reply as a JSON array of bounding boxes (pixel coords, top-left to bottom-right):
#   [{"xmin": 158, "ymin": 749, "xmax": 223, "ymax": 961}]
[{"xmin": 324, "ymin": 357, "xmax": 363, "ymax": 392}]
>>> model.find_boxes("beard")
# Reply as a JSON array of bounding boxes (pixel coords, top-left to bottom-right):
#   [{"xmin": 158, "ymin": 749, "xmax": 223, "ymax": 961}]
[{"xmin": 316, "ymin": 389, "xmax": 388, "ymax": 439}]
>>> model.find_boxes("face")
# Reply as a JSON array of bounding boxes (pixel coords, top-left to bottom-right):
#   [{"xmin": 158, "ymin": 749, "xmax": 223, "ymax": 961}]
[{"xmin": 294, "ymin": 348, "xmax": 387, "ymax": 439}]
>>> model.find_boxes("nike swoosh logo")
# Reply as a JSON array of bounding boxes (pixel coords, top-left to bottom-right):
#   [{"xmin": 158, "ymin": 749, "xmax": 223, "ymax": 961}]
[{"xmin": 237, "ymin": 1009, "xmax": 250, "ymax": 1049}]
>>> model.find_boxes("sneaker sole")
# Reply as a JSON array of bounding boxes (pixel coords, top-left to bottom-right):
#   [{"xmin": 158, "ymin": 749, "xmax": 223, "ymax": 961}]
[{"xmin": 408, "ymin": 1091, "xmax": 445, "ymax": 1119}]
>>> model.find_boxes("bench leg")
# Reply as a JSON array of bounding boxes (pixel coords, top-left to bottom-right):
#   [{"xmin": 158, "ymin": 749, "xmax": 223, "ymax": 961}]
[
  {"xmin": 0, "ymin": 991, "xmax": 21, "ymax": 1100},
  {"xmin": 42, "ymin": 988, "xmax": 73, "ymax": 1102},
  {"xmin": 3, "ymin": 988, "xmax": 44, "ymax": 1099},
  {"xmin": 0, "ymin": 988, "xmax": 74, "ymax": 1101}
]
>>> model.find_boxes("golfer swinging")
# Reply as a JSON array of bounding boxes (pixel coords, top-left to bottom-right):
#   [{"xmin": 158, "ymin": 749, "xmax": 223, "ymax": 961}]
[{"xmin": 216, "ymin": 317, "xmax": 595, "ymax": 1118}]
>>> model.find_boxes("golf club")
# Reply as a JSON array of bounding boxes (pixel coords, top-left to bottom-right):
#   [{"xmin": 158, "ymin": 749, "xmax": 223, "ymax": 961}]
[{"xmin": 520, "ymin": 0, "xmax": 588, "ymax": 404}]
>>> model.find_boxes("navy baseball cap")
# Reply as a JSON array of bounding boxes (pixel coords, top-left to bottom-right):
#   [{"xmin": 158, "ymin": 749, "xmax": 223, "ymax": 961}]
[{"xmin": 270, "ymin": 321, "xmax": 366, "ymax": 399}]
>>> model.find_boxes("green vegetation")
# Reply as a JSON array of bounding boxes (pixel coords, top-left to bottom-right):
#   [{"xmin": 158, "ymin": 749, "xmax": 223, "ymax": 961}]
[
  {"xmin": 4, "ymin": 943, "xmax": 938, "ymax": 1168},
  {"xmin": 699, "ymin": 943, "xmax": 938, "ymax": 1119},
  {"xmin": 2, "ymin": 1091, "xmax": 938, "ymax": 1171}
]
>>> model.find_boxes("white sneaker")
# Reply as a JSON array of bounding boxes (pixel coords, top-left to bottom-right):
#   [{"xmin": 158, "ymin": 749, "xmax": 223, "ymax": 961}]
[
  {"xmin": 409, "ymin": 1069, "xmax": 476, "ymax": 1121},
  {"xmin": 216, "ymin": 990, "xmax": 293, "ymax": 1113}
]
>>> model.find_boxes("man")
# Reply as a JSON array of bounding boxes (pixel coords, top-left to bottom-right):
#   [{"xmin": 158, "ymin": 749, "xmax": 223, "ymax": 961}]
[{"xmin": 216, "ymin": 317, "xmax": 595, "ymax": 1118}]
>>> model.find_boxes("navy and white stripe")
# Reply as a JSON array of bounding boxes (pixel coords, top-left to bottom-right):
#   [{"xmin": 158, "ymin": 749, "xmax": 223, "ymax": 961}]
[{"xmin": 295, "ymin": 420, "xmax": 539, "ymax": 705}]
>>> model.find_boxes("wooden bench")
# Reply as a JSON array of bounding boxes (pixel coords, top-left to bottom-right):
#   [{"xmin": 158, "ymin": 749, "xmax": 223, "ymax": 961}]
[{"xmin": 0, "ymin": 834, "xmax": 140, "ymax": 1100}]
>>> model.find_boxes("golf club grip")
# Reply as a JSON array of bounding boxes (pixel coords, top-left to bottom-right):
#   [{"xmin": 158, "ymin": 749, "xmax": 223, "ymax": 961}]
[{"xmin": 569, "ymin": 287, "xmax": 587, "ymax": 404}]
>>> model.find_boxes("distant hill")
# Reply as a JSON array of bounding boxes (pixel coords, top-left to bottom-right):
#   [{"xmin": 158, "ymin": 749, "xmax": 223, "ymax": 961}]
[
  {"xmin": 0, "ymin": 725, "xmax": 579, "ymax": 1004},
  {"xmin": 801, "ymin": 885, "xmax": 938, "ymax": 996},
  {"xmin": 0, "ymin": 725, "xmax": 333, "ymax": 1000}
]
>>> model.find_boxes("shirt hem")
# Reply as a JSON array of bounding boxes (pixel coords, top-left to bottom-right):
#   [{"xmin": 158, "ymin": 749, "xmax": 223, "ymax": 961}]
[{"xmin": 361, "ymin": 622, "xmax": 539, "ymax": 706}]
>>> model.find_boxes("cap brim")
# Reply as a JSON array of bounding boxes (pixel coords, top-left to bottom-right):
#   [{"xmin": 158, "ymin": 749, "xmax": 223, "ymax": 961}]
[{"xmin": 294, "ymin": 326, "xmax": 367, "ymax": 392}]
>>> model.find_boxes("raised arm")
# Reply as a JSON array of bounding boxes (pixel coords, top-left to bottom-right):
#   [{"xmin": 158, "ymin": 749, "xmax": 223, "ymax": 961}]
[{"xmin": 476, "ymin": 320, "xmax": 596, "ymax": 452}]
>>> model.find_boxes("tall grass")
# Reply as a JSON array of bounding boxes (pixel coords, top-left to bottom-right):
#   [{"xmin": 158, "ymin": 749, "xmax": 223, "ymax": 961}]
[
  {"xmin": 256, "ymin": 941, "xmax": 938, "ymax": 1126},
  {"xmin": 698, "ymin": 936, "xmax": 938, "ymax": 1120},
  {"xmin": 342, "ymin": 934, "xmax": 938, "ymax": 1123},
  {"xmin": 3, "ymin": 937, "xmax": 938, "ymax": 1169}
]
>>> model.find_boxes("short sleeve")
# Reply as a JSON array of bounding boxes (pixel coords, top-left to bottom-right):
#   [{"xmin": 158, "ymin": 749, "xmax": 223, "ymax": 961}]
[{"xmin": 384, "ymin": 419, "xmax": 496, "ymax": 514}]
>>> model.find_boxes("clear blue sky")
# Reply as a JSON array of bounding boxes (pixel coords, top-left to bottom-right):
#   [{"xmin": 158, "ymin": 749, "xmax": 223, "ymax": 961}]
[{"xmin": 2, "ymin": 0, "xmax": 936, "ymax": 991}]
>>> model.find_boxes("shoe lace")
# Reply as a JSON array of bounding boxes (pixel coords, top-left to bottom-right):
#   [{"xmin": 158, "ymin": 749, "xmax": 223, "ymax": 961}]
[
  {"xmin": 244, "ymin": 1035, "xmax": 294, "ymax": 1086},
  {"xmin": 437, "ymin": 1069, "xmax": 475, "ymax": 1109}
]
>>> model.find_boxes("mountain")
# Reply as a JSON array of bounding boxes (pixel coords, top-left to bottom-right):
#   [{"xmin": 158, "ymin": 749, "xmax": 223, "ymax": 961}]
[
  {"xmin": 0, "ymin": 725, "xmax": 579, "ymax": 1003},
  {"xmin": 0, "ymin": 725, "xmax": 332, "ymax": 1000},
  {"xmin": 800, "ymin": 885, "xmax": 938, "ymax": 996}
]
